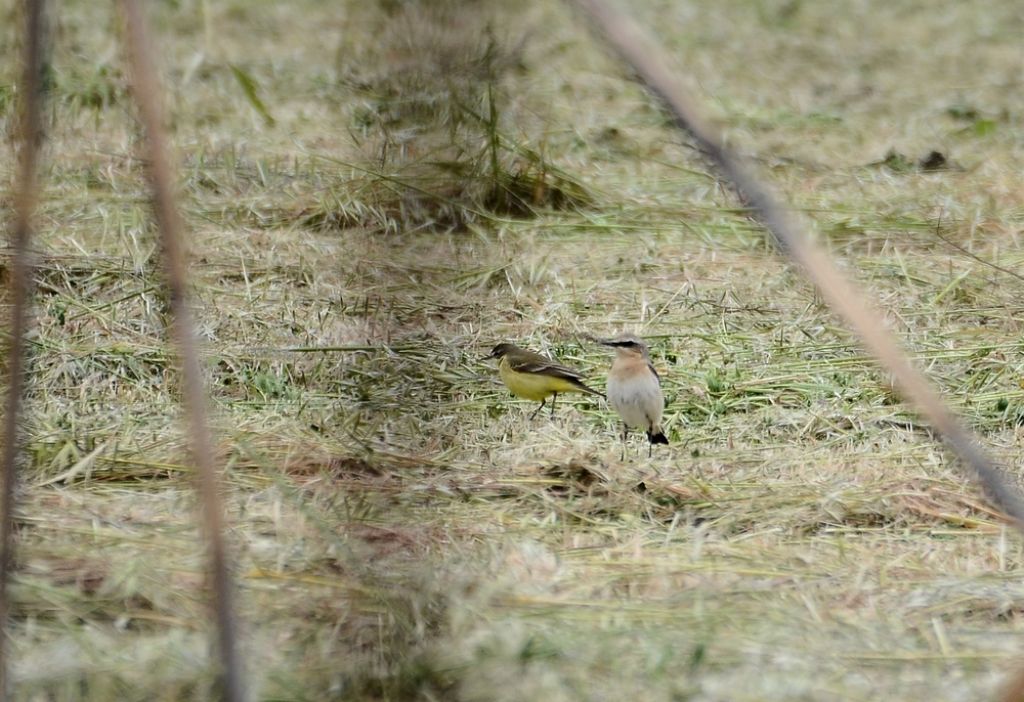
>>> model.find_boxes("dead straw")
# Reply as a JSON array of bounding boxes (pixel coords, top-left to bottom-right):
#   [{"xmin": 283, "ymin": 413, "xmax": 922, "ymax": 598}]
[
  {"xmin": 116, "ymin": 0, "xmax": 244, "ymax": 699},
  {"xmin": 568, "ymin": 0, "xmax": 1024, "ymax": 527},
  {"xmin": 0, "ymin": 1, "xmax": 47, "ymax": 698},
  {"xmin": 569, "ymin": 2, "xmax": 1024, "ymax": 699}
]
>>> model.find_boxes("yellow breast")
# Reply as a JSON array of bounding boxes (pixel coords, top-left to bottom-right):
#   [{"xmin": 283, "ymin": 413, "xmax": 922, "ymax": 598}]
[{"xmin": 499, "ymin": 358, "xmax": 581, "ymax": 400}]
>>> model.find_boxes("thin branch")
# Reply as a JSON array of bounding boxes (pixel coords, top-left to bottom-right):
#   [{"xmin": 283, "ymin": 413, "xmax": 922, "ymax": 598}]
[
  {"xmin": 568, "ymin": 0, "xmax": 1024, "ymax": 527},
  {"xmin": 116, "ymin": 1, "xmax": 245, "ymax": 699},
  {"xmin": 1000, "ymin": 663, "xmax": 1024, "ymax": 702},
  {"xmin": 931, "ymin": 214, "xmax": 1024, "ymax": 286},
  {"xmin": 0, "ymin": 1, "xmax": 47, "ymax": 697}
]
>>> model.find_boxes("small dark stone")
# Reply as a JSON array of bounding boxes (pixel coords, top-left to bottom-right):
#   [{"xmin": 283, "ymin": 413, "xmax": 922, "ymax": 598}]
[{"xmin": 918, "ymin": 150, "xmax": 947, "ymax": 170}]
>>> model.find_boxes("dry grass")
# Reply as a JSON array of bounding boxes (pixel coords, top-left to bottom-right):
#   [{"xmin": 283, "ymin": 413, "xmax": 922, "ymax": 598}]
[{"xmin": 3, "ymin": 0, "xmax": 1024, "ymax": 699}]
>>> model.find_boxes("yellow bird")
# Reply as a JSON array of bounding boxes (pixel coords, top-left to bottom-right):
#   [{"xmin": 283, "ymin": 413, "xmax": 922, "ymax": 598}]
[{"xmin": 487, "ymin": 342, "xmax": 603, "ymax": 418}]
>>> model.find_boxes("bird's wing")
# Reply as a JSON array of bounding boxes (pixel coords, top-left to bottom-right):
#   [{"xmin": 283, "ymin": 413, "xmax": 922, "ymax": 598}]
[
  {"xmin": 647, "ymin": 361, "xmax": 662, "ymax": 385},
  {"xmin": 507, "ymin": 350, "xmax": 603, "ymax": 396},
  {"xmin": 508, "ymin": 355, "xmax": 586, "ymax": 382}
]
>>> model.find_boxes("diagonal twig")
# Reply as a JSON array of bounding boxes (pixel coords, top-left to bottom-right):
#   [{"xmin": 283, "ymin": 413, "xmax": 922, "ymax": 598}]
[
  {"xmin": 116, "ymin": 1, "xmax": 245, "ymax": 699},
  {"xmin": 0, "ymin": 1, "xmax": 47, "ymax": 697},
  {"xmin": 931, "ymin": 213, "xmax": 1024, "ymax": 286},
  {"xmin": 567, "ymin": 0, "xmax": 1024, "ymax": 527}
]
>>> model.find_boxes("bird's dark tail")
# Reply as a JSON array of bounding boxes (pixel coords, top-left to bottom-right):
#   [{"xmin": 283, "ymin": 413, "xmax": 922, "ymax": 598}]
[
  {"xmin": 571, "ymin": 379, "xmax": 606, "ymax": 399},
  {"xmin": 647, "ymin": 428, "xmax": 669, "ymax": 445}
]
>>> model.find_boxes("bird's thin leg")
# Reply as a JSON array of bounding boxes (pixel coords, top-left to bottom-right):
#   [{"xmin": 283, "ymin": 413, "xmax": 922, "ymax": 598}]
[
  {"xmin": 648, "ymin": 439, "xmax": 653, "ymax": 459},
  {"xmin": 530, "ymin": 398, "xmax": 546, "ymax": 420},
  {"xmin": 621, "ymin": 424, "xmax": 628, "ymax": 461},
  {"xmin": 550, "ymin": 392, "xmax": 557, "ymax": 417}
]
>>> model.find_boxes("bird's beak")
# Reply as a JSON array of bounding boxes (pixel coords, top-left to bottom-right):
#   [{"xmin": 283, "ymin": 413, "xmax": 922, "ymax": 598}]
[{"xmin": 582, "ymin": 333, "xmax": 616, "ymax": 347}]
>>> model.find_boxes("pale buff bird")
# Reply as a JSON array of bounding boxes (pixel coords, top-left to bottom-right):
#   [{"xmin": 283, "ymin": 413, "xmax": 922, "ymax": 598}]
[{"xmin": 598, "ymin": 334, "xmax": 668, "ymax": 457}]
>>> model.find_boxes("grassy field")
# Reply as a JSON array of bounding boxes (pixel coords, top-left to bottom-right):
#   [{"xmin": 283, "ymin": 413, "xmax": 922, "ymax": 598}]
[{"xmin": 3, "ymin": 0, "xmax": 1024, "ymax": 699}]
